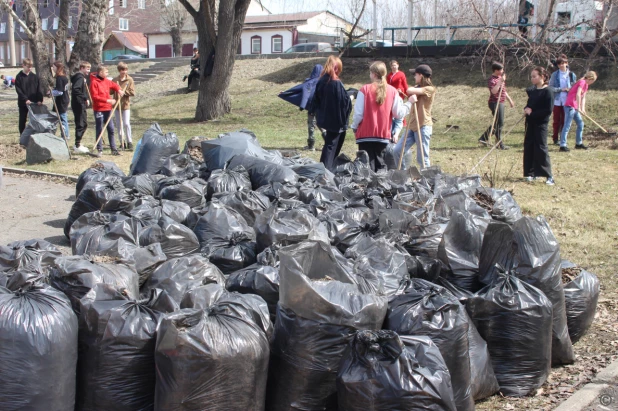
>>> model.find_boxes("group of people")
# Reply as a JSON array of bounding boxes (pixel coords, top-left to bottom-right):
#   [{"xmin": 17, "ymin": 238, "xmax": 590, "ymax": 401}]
[
  {"xmin": 286, "ymin": 54, "xmax": 597, "ymax": 187},
  {"xmin": 14, "ymin": 58, "xmax": 135, "ymax": 157}
]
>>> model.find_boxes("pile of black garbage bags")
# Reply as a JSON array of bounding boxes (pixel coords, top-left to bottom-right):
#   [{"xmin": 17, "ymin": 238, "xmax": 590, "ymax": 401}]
[{"xmin": 0, "ymin": 124, "xmax": 601, "ymax": 410}]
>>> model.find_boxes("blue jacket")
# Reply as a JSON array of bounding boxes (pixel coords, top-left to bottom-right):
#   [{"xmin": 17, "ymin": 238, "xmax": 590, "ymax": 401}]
[
  {"xmin": 549, "ymin": 69, "xmax": 576, "ymax": 97},
  {"xmin": 308, "ymin": 73, "xmax": 352, "ymax": 133},
  {"xmin": 278, "ymin": 64, "xmax": 323, "ymax": 110}
]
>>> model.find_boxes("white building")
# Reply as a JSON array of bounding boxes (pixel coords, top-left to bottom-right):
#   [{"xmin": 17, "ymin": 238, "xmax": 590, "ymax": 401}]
[{"xmin": 550, "ymin": 0, "xmax": 605, "ymax": 42}]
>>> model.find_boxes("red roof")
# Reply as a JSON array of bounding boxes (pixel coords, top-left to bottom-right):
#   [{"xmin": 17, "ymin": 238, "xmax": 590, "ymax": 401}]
[{"xmin": 107, "ymin": 31, "xmax": 148, "ymax": 55}]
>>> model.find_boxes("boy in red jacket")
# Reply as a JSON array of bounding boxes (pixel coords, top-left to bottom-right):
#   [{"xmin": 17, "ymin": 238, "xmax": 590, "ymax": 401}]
[
  {"xmin": 90, "ymin": 65, "xmax": 124, "ymax": 156},
  {"xmin": 387, "ymin": 60, "xmax": 408, "ymax": 142}
]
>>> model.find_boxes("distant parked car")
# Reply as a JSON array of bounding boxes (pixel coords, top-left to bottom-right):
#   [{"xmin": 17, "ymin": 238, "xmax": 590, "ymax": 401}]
[
  {"xmin": 110, "ymin": 54, "xmax": 145, "ymax": 60},
  {"xmin": 353, "ymin": 40, "xmax": 407, "ymax": 48},
  {"xmin": 284, "ymin": 43, "xmax": 339, "ymax": 53}
]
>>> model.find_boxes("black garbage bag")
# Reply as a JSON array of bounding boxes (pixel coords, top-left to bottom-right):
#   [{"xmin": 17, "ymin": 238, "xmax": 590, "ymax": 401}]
[
  {"xmin": 337, "ymin": 330, "xmax": 457, "ymax": 411},
  {"xmin": 193, "ymin": 202, "xmax": 257, "ymax": 274},
  {"xmin": 228, "ymin": 154, "xmax": 298, "ymax": 190},
  {"xmin": 474, "ymin": 187, "xmax": 522, "ymax": 224},
  {"xmin": 19, "ymin": 104, "xmax": 59, "ymax": 146},
  {"xmin": 141, "ymin": 255, "xmax": 225, "ymax": 307},
  {"xmin": 76, "ymin": 161, "xmax": 126, "ymax": 197},
  {"xmin": 466, "ymin": 270, "xmax": 553, "ymax": 397},
  {"xmin": 467, "ymin": 313, "xmax": 500, "ymax": 400},
  {"xmin": 292, "ymin": 162, "xmax": 336, "ymax": 185},
  {"xmin": 438, "ymin": 211, "xmax": 486, "ymax": 292},
  {"xmin": 100, "ymin": 189, "xmax": 159, "ymax": 214},
  {"xmin": 406, "ymin": 254, "xmax": 442, "ymax": 282},
  {"xmin": 0, "ymin": 238, "xmax": 62, "ymax": 274},
  {"xmin": 130, "ymin": 123, "xmax": 180, "ymax": 175},
  {"xmin": 267, "ymin": 241, "xmax": 388, "ymax": 411},
  {"xmin": 157, "ymin": 178, "xmax": 207, "ymax": 209},
  {"xmin": 478, "ymin": 220, "xmax": 514, "ymax": 285},
  {"xmin": 206, "ymin": 166, "xmax": 252, "ymax": 200},
  {"xmin": 154, "ymin": 290, "xmax": 270, "ymax": 411},
  {"xmin": 562, "ymin": 261, "xmax": 601, "ymax": 344},
  {"xmin": 201, "ymin": 129, "xmax": 274, "ymax": 170},
  {"xmin": 298, "ymin": 182, "xmax": 344, "ymax": 204},
  {"xmin": 76, "ymin": 285, "xmax": 176, "ymax": 411},
  {"xmin": 334, "ymin": 217, "xmax": 380, "ymax": 253},
  {"xmin": 121, "ymin": 173, "xmax": 161, "ymax": 196},
  {"xmin": 50, "ymin": 255, "xmax": 140, "ymax": 314},
  {"xmin": 214, "ymin": 190, "xmax": 270, "ymax": 226},
  {"xmin": 226, "ymin": 261, "xmax": 280, "ymax": 319},
  {"xmin": 385, "ymin": 278, "xmax": 474, "ymax": 411},
  {"xmin": 161, "ymin": 153, "xmax": 200, "ymax": 178},
  {"xmin": 255, "ymin": 181, "xmax": 300, "ymax": 201},
  {"xmin": 383, "ymin": 142, "xmax": 398, "ymax": 170},
  {"xmin": 404, "ymin": 221, "xmax": 448, "ymax": 259},
  {"xmin": 0, "ymin": 275, "xmax": 77, "ymax": 411},
  {"xmin": 64, "ymin": 179, "xmax": 125, "ymax": 238},
  {"xmin": 138, "ymin": 216, "xmax": 200, "ymax": 258}
]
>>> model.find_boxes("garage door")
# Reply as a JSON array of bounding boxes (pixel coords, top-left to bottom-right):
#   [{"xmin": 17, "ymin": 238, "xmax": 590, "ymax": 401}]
[
  {"xmin": 155, "ymin": 44, "xmax": 172, "ymax": 58},
  {"xmin": 182, "ymin": 44, "xmax": 194, "ymax": 56}
]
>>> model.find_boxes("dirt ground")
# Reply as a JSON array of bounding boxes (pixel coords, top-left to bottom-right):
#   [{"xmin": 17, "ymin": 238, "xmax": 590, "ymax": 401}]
[{"xmin": 0, "ymin": 173, "xmax": 73, "ymax": 253}]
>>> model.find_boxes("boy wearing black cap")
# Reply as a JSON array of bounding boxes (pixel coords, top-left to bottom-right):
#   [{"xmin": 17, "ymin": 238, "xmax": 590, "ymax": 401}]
[
  {"xmin": 393, "ymin": 64, "xmax": 435, "ymax": 168},
  {"xmin": 479, "ymin": 62, "xmax": 514, "ymax": 149}
]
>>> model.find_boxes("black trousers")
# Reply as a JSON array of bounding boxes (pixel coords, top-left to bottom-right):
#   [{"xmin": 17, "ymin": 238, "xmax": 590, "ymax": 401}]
[
  {"xmin": 523, "ymin": 120, "xmax": 552, "ymax": 178},
  {"xmin": 18, "ymin": 104, "xmax": 29, "ymax": 135},
  {"xmin": 320, "ymin": 130, "xmax": 346, "ymax": 171},
  {"xmin": 358, "ymin": 141, "xmax": 387, "ymax": 172},
  {"xmin": 480, "ymin": 102, "xmax": 505, "ymax": 142},
  {"xmin": 72, "ymin": 103, "xmax": 88, "ymax": 146}
]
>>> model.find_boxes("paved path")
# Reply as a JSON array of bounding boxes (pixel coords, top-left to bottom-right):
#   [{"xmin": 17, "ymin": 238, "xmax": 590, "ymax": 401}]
[{"xmin": 0, "ymin": 175, "xmax": 73, "ymax": 252}]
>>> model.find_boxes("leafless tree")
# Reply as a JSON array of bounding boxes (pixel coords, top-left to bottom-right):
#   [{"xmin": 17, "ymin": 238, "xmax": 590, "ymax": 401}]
[{"xmin": 160, "ymin": 0, "xmax": 188, "ymax": 57}]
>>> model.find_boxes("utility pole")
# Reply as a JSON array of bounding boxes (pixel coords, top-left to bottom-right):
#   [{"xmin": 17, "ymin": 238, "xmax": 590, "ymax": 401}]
[
  {"xmin": 407, "ymin": 0, "xmax": 413, "ymax": 45},
  {"xmin": 8, "ymin": 11, "xmax": 17, "ymax": 66}
]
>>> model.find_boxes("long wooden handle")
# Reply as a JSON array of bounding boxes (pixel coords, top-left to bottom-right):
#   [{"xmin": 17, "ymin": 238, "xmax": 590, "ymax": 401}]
[
  {"xmin": 92, "ymin": 84, "xmax": 128, "ymax": 149},
  {"xmin": 414, "ymin": 102, "xmax": 425, "ymax": 170},
  {"xmin": 397, "ymin": 110, "xmax": 413, "ymax": 170},
  {"xmin": 486, "ymin": 80, "xmax": 505, "ymax": 145},
  {"xmin": 469, "ymin": 114, "xmax": 525, "ymax": 174},
  {"xmin": 578, "ymin": 110, "xmax": 608, "ymax": 133},
  {"xmin": 49, "ymin": 87, "xmax": 72, "ymax": 159}
]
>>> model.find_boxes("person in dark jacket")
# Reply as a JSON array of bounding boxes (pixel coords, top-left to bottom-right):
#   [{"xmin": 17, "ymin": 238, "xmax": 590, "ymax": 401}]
[
  {"xmin": 523, "ymin": 66, "xmax": 555, "ymax": 186},
  {"xmin": 51, "ymin": 60, "xmax": 70, "ymax": 140},
  {"xmin": 308, "ymin": 56, "xmax": 352, "ymax": 171},
  {"xmin": 71, "ymin": 61, "xmax": 91, "ymax": 153},
  {"xmin": 15, "ymin": 58, "xmax": 43, "ymax": 136},
  {"xmin": 278, "ymin": 64, "xmax": 324, "ymax": 151}
]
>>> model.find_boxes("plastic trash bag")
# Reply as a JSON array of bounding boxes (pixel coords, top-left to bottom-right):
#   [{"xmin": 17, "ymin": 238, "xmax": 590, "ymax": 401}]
[
  {"xmin": 337, "ymin": 330, "xmax": 457, "ymax": 411},
  {"xmin": 0, "ymin": 274, "xmax": 78, "ymax": 411},
  {"xmin": 19, "ymin": 104, "xmax": 59, "ymax": 146},
  {"xmin": 226, "ymin": 263, "xmax": 280, "ymax": 320},
  {"xmin": 404, "ymin": 222, "xmax": 448, "ymax": 259},
  {"xmin": 228, "ymin": 154, "xmax": 298, "ymax": 190},
  {"xmin": 385, "ymin": 278, "xmax": 474, "ymax": 411},
  {"xmin": 157, "ymin": 178, "xmax": 207, "ymax": 209},
  {"xmin": 475, "ymin": 187, "xmax": 522, "ymax": 224},
  {"xmin": 76, "ymin": 285, "xmax": 176, "ymax": 411},
  {"xmin": 267, "ymin": 241, "xmax": 388, "ymax": 411},
  {"xmin": 206, "ymin": 166, "xmax": 252, "ymax": 200},
  {"xmin": 141, "ymin": 255, "xmax": 225, "ymax": 307},
  {"xmin": 298, "ymin": 182, "xmax": 344, "ymax": 204},
  {"xmin": 467, "ymin": 313, "xmax": 500, "ymax": 400},
  {"xmin": 130, "ymin": 123, "xmax": 179, "ymax": 175},
  {"xmin": 214, "ymin": 190, "xmax": 270, "ymax": 226},
  {"xmin": 154, "ymin": 290, "xmax": 271, "ymax": 411},
  {"xmin": 160, "ymin": 153, "xmax": 200, "ymax": 178},
  {"xmin": 138, "ymin": 216, "xmax": 200, "ymax": 258},
  {"xmin": 50, "ymin": 255, "xmax": 140, "ymax": 314},
  {"xmin": 384, "ymin": 142, "xmax": 398, "ymax": 170},
  {"xmin": 201, "ymin": 129, "xmax": 274, "ymax": 170},
  {"xmin": 562, "ymin": 261, "xmax": 601, "ymax": 344},
  {"xmin": 255, "ymin": 181, "xmax": 300, "ymax": 201},
  {"xmin": 122, "ymin": 173, "xmax": 161, "ymax": 196},
  {"xmin": 466, "ymin": 269, "xmax": 553, "ymax": 397},
  {"xmin": 70, "ymin": 211, "xmax": 141, "ymax": 259},
  {"xmin": 0, "ymin": 238, "xmax": 62, "ymax": 274},
  {"xmin": 101, "ymin": 189, "xmax": 159, "ymax": 214},
  {"xmin": 76, "ymin": 161, "xmax": 126, "ymax": 197}
]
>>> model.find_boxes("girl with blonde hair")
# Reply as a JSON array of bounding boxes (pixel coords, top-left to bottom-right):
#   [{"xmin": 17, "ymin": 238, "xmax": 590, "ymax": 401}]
[
  {"xmin": 351, "ymin": 61, "xmax": 412, "ymax": 171},
  {"xmin": 560, "ymin": 71, "xmax": 598, "ymax": 151}
]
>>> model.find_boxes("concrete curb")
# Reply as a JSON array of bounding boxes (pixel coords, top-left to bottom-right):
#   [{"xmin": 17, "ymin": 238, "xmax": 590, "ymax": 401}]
[
  {"xmin": 554, "ymin": 358, "xmax": 618, "ymax": 410},
  {"xmin": 2, "ymin": 166, "xmax": 78, "ymax": 183}
]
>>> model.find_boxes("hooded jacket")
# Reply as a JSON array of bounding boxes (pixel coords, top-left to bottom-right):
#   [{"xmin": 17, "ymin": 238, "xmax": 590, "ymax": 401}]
[
  {"xmin": 112, "ymin": 74, "xmax": 135, "ymax": 110},
  {"xmin": 278, "ymin": 64, "xmax": 323, "ymax": 111},
  {"xmin": 308, "ymin": 73, "xmax": 352, "ymax": 133},
  {"xmin": 71, "ymin": 72, "xmax": 89, "ymax": 107},
  {"xmin": 89, "ymin": 73, "xmax": 121, "ymax": 112},
  {"xmin": 15, "ymin": 71, "xmax": 43, "ymax": 107}
]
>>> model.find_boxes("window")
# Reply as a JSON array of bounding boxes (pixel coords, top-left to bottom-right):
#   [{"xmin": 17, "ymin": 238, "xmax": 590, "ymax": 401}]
[
  {"xmin": 119, "ymin": 18, "xmax": 129, "ymax": 31},
  {"xmin": 557, "ymin": 11, "xmax": 571, "ymax": 25},
  {"xmin": 0, "ymin": 47, "xmax": 4, "ymax": 60},
  {"xmin": 138, "ymin": 0, "xmax": 145, "ymax": 9},
  {"xmin": 109, "ymin": 0, "xmax": 114, "ymax": 15},
  {"xmin": 251, "ymin": 36, "xmax": 261, "ymax": 54},
  {"xmin": 21, "ymin": 44, "xmax": 26, "ymax": 59},
  {"xmin": 43, "ymin": 0, "xmax": 48, "ymax": 7},
  {"xmin": 68, "ymin": 16, "xmax": 73, "ymax": 28},
  {"xmin": 0, "ymin": 23, "xmax": 5, "ymax": 34},
  {"xmin": 271, "ymin": 35, "xmax": 282, "ymax": 53},
  {"xmin": 42, "ymin": 18, "xmax": 48, "ymax": 30},
  {"xmin": 56, "ymin": 0, "xmax": 60, "ymax": 5},
  {"xmin": 53, "ymin": 17, "xmax": 59, "ymax": 30},
  {"xmin": 19, "ymin": 25, "xmax": 24, "ymax": 33},
  {"xmin": 120, "ymin": 0, "xmax": 127, "ymax": 7}
]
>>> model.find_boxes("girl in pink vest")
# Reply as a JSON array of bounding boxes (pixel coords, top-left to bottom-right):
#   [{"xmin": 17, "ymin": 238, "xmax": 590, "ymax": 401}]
[{"xmin": 351, "ymin": 61, "xmax": 412, "ymax": 171}]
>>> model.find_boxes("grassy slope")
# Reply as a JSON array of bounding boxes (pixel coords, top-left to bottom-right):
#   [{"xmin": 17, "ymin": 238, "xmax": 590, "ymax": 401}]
[{"xmin": 1, "ymin": 56, "xmax": 617, "ymax": 408}]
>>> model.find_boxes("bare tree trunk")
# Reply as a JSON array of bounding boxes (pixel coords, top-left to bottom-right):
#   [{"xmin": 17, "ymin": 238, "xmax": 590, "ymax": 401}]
[
  {"xmin": 22, "ymin": 0, "xmax": 53, "ymax": 88},
  {"xmin": 170, "ymin": 27, "xmax": 183, "ymax": 57},
  {"xmin": 538, "ymin": 0, "xmax": 558, "ymax": 44},
  {"xmin": 68, "ymin": 0, "xmax": 107, "ymax": 72},
  {"xmin": 54, "ymin": 0, "xmax": 71, "ymax": 65}
]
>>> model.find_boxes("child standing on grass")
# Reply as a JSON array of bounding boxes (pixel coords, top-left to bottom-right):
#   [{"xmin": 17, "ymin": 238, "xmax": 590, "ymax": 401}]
[
  {"xmin": 71, "ymin": 61, "xmax": 91, "ymax": 153},
  {"xmin": 351, "ymin": 61, "xmax": 412, "ymax": 172},
  {"xmin": 548, "ymin": 54, "xmax": 576, "ymax": 145},
  {"xmin": 523, "ymin": 67, "xmax": 555, "ymax": 185},
  {"xmin": 387, "ymin": 60, "xmax": 409, "ymax": 142},
  {"xmin": 90, "ymin": 64, "xmax": 124, "ymax": 157},
  {"xmin": 479, "ymin": 62, "xmax": 515, "ymax": 149},
  {"xmin": 51, "ymin": 61, "xmax": 70, "ymax": 140},
  {"xmin": 15, "ymin": 58, "xmax": 43, "ymax": 136},
  {"xmin": 559, "ymin": 71, "xmax": 597, "ymax": 152},
  {"xmin": 113, "ymin": 62, "xmax": 136, "ymax": 150}
]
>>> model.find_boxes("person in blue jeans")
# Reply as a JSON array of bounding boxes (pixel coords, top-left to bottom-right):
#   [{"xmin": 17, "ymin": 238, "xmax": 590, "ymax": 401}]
[
  {"xmin": 393, "ymin": 64, "xmax": 435, "ymax": 169},
  {"xmin": 560, "ymin": 71, "xmax": 597, "ymax": 152}
]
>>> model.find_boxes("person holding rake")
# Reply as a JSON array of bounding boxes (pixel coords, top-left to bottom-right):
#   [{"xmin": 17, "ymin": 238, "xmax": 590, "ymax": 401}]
[
  {"xmin": 479, "ymin": 62, "xmax": 515, "ymax": 150},
  {"xmin": 90, "ymin": 65, "xmax": 125, "ymax": 157}
]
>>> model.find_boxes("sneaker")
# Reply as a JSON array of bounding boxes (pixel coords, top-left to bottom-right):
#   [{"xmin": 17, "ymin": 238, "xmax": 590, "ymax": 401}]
[
  {"xmin": 182, "ymin": 75, "xmax": 188, "ymax": 82},
  {"xmin": 525, "ymin": 176, "xmax": 536, "ymax": 182},
  {"xmin": 127, "ymin": 142, "xmax": 133, "ymax": 151},
  {"xmin": 559, "ymin": 146, "xmax": 570, "ymax": 152},
  {"xmin": 303, "ymin": 145, "xmax": 315, "ymax": 151},
  {"xmin": 546, "ymin": 177, "xmax": 555, "ymax": 186},
  {"xmin": 111, "ymin": 150, "xmax": 122, "ymax": 156},
  {"xmin": 575, "ymin": 144, "xmax": 589, "ymax": 150},
  {"xmin": 73, "ymin": 145, "xmax": 89, "ymax": 154},
  {"xmin": 498, "ymin": 144, "xmax": 510, "ymax": 150},
  {"xmin": 553, "ymin": 140, "xmax": 560, "ymax": 146},
  {"xmin": 95, "ymin": 150, "xmax": 103, "ymax": 158}
]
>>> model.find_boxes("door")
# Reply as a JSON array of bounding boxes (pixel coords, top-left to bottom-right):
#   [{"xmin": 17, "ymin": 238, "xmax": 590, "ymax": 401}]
[
  {"xmin": 181, "ymin": 44, "xmax": 194, "ymax": 56},
  {"xmin": 155, "ymin": 44, "xmax": 172, "ymax": 58}
]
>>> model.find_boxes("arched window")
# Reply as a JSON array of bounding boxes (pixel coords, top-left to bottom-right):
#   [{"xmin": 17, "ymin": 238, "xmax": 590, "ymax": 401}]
[
  {"xmin": 251, "ymin": 35, "xmax": 262, "ymax": 55},
  {"xmin": 271, "ymin": 34, "xmax": 283, "ymax": 53}
]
